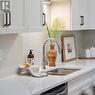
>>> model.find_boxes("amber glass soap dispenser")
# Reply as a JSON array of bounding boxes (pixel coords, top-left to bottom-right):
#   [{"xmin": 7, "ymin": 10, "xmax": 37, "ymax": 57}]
[{"xmin": 27, "ymin": 50, "xmax": 34, "ymax": 65}]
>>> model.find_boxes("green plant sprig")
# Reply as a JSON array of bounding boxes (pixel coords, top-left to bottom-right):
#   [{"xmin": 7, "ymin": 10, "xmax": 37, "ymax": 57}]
[
  {"xmin": 45, "ymin": 17, "xmax": 65, "ymax": 39},
  {"xmin": 45, "ymin": 23, "xmax": 51, "ymax": 38}
]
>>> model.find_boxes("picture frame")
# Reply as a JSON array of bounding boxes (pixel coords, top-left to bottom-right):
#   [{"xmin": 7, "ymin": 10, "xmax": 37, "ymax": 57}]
[{"xmin": 61, "ymin": 35, "xmax": 76, "ymax": 62}]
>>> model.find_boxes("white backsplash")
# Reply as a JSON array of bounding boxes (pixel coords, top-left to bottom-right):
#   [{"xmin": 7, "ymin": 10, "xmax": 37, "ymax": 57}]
[
  {"xmin": 21, "ymin": 32, "xmax": 62, "ymax": 66},
  {"xmin": 21, "ymin": 32, "xmax": 48, "ymax": 65},
  {"xmin": 0, "ymin": 34, "xmax": 23, "ymax": 77},
  {"xmin": 0, "ymin": 31, "xmax": 86, "ymax": 78}
]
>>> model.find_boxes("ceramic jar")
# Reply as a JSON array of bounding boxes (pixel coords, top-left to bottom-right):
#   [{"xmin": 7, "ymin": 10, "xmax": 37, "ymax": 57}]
[
  {"xmin": 85, "ymin": 49, "xmax": 90, "ymax": 58},
  {"xmin": 90, "ymin": 46, "xmax": 95, "ymax": 57}
]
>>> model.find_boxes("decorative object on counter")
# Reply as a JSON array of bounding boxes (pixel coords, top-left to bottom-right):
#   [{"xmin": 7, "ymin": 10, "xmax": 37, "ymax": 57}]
[
  {"xmin": 43, "ymin": 17, "xmax": 64, "ymax": 67},
  {"xmin": 79, "ymin": 46, "xmax": 95, "ymax": 59},
  {"xmin": 17, "ymin": 65, "xmax": 48, "ymax": 78},
  {"xmin": 28, "ymin": 68, "xmax": 48, "ymax": 78},
  {"xmin": 61, "ymin": 35, "xmax": 76, "ymax": 62},
  {"xmin": 85, "ymin": 48, "xmax": 90, "ymax": 58},
  {"xmin": 17, "ymin": 64, "xmax": 31, "ymax": 75},
  {"xmin": 41, "ymin": 38, "xmax": 60, "ymax": 69},
  {"xmin": 80, "ymin": 46, "xmax": 95, "ymax": 59},
  {"xmin": 17, "ymin": 49, "xmax": 35, "ymax": 75},
  {"xmin": 27, "ymin": 50, "xmax": 34, "ymax": 65},
  {"xmin": 90, "ymin": 46, "xmax": 95, "ymax": 58},
  {"xmin": 83, "ymin": 46, "xmax": 95, "ymax": 59},
  {"xmin": 48, "ymin": 44, "xmax": 57, "ymax": 67}
]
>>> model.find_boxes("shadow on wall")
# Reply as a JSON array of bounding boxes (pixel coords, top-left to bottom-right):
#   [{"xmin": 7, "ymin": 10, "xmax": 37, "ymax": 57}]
[{"xmin": 0, "ymin": 34, "xmax": 23, "ymax": 78}]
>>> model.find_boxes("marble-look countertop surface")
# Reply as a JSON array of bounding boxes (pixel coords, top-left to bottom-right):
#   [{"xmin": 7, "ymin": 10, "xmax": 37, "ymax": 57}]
[{"xmin": 0, "ymin": 59, "xmax": 95, "ymax": 95}]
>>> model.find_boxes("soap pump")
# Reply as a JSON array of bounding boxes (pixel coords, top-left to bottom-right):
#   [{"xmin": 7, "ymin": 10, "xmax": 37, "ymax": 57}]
[{"xmin": 27, "ymin": 50, "xmax": 34, "ymax": 65}]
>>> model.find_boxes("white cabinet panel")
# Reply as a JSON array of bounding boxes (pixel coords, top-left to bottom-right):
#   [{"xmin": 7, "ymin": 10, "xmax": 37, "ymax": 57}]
[
  {"xmin": 0, "ymin": 0, "xmax": 7, "ymax": 33},
  {"xmin": 25, "ymin": 0, "xmax": 43, "ymax": 32},
  {"xmin": 87, "ymin": 0, "xmax": 95, "ymax": 29},
  {"xmin": 0, "ymin": 0, "xmax": 43, "ymax": 34},
  {"xmin": 71, "ymin": 0, "xmax": 88, "ymax": 30},
  {"xmin": 71, "ymin": 0, "xmax": 80, "ymax": 30},
  {"xmin": 0, "ymin": 0, "xmax": 26, "ymax": 34},
  {"xmin": 79, "ymin": 0, "xmax": 88, "ymax": 30},
  {"xmin": 7, "ymin": 0, "xmax": 26, "ymax": 33},
  {"xmin": 68, "ymin": 70, "xmax": 95, "ymax": 95},
  {"xmin": 0, "ymin": 10, "xmax": 6, "ymax": 33},
  {"xmin": 72, "ymin": 0, "xmax": 95, "ymax": 30}
]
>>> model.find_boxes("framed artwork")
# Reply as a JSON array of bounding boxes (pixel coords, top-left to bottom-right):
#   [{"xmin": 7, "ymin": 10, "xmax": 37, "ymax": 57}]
[{"xmin": 61, "ymin": 35, "xmax": 76, "ymax": 62}]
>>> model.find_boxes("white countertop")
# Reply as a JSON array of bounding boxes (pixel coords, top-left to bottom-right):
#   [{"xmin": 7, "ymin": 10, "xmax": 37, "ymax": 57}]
[{"xmin": 0, "ymin": 59, "xmax": 95, "ymax": 95}]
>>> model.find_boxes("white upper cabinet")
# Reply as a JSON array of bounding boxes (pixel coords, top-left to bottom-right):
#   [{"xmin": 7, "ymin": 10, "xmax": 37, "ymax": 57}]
[
  {"xmin": 0, "ymin": 0, "xmax": 43, "ymax": 34},
  {"xmin": 71, "ymin": 0, "xmax": 88, "ymax": 30},
  {"xmin": 43, "ymin": 0, "xmax": 88, "ymax": 31},
  {"xmin": 0, "ymin": 0, "xmax": 94, "ymax": 33},
  {"xmin": 87, "ymin": 0, "xmax": 95, "ymax": 29},
  {"xmin": 71, "ymin": 0, "xmax": 95, "ymax": 30},
  {"xmin": 25, "ymin": 0, "xmax": 43, "ymax": 32},
  {"xmin": 71, "ymin": 0, "xmax": 80, "ymax": 30},
  {"xmin": 43, "ymin": 0, "xmax": 95, "ymax": 31},
  {"xmin": 79, "ymin": 0, "xmax": 88, "ymax": 30},
  {"xmin": 0, "ymin": 0, "xmax": 10, "ymax": 33},
  {"xmin": 0, "ymin": 9, "xmax": 6, "ymax": 33},
  {"xmin": 0, "ymin": 0, "xmax": 26, "ymax": 34},
  {"xmin": 8, "ymin": 0, "xmax": 43, "ymax": 33},
  {"xmin": 7, "ymin": 0, "xmax": 26, "ymax": 33}
]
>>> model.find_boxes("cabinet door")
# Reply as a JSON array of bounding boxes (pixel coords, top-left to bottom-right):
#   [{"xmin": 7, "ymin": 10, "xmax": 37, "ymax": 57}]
[
  {"xmin": 25, "ymin": 0, "xmax": 43, "ymax": 32},
  {"xmin": 79, "ymin": 0, "xmax": 88, "ymax": 30},
  {"xmin": 71, "ymin": 0, "xmax": 88, "ymax": 30},
  {"xmin": 0, "ymin": 10, "xmax": 6, "ymax": 33},
  {"xmin": 87, "ymin": 0, "xmax": 95, "ymax": 29},
  {"xmin": 7, "ymin": 0, "xmax": 26, "ymax": 33},
  {"xmin": 43, "ymin": 2, "xmax": 51, "ymax": 27},
  {"xmin": 0, "ymin": 0, "xmax": 7, "ymax": 33},
  {"xmin": 71, "ymin": 88, "xmax": 93, "ymax": 95},
  {"xmin": 71, "ymin": 0, "xmax": 81, "ymax": 30}
]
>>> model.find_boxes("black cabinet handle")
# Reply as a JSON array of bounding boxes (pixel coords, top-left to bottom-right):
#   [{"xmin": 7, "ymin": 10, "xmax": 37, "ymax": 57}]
[
  {"xmin": 80, "ymin": 16, "xmax": 84, "ymax": 26},
  {"xmin": 42, "ymin": 13, "xmax": 46, "ymax": 26},
  {"xmin": 7, "ymin": 10, "xmax": 11, "ymax": 26},
  {"xmin": 3, "ymin": 10, "xmax": 7, "ymax": 27}
]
